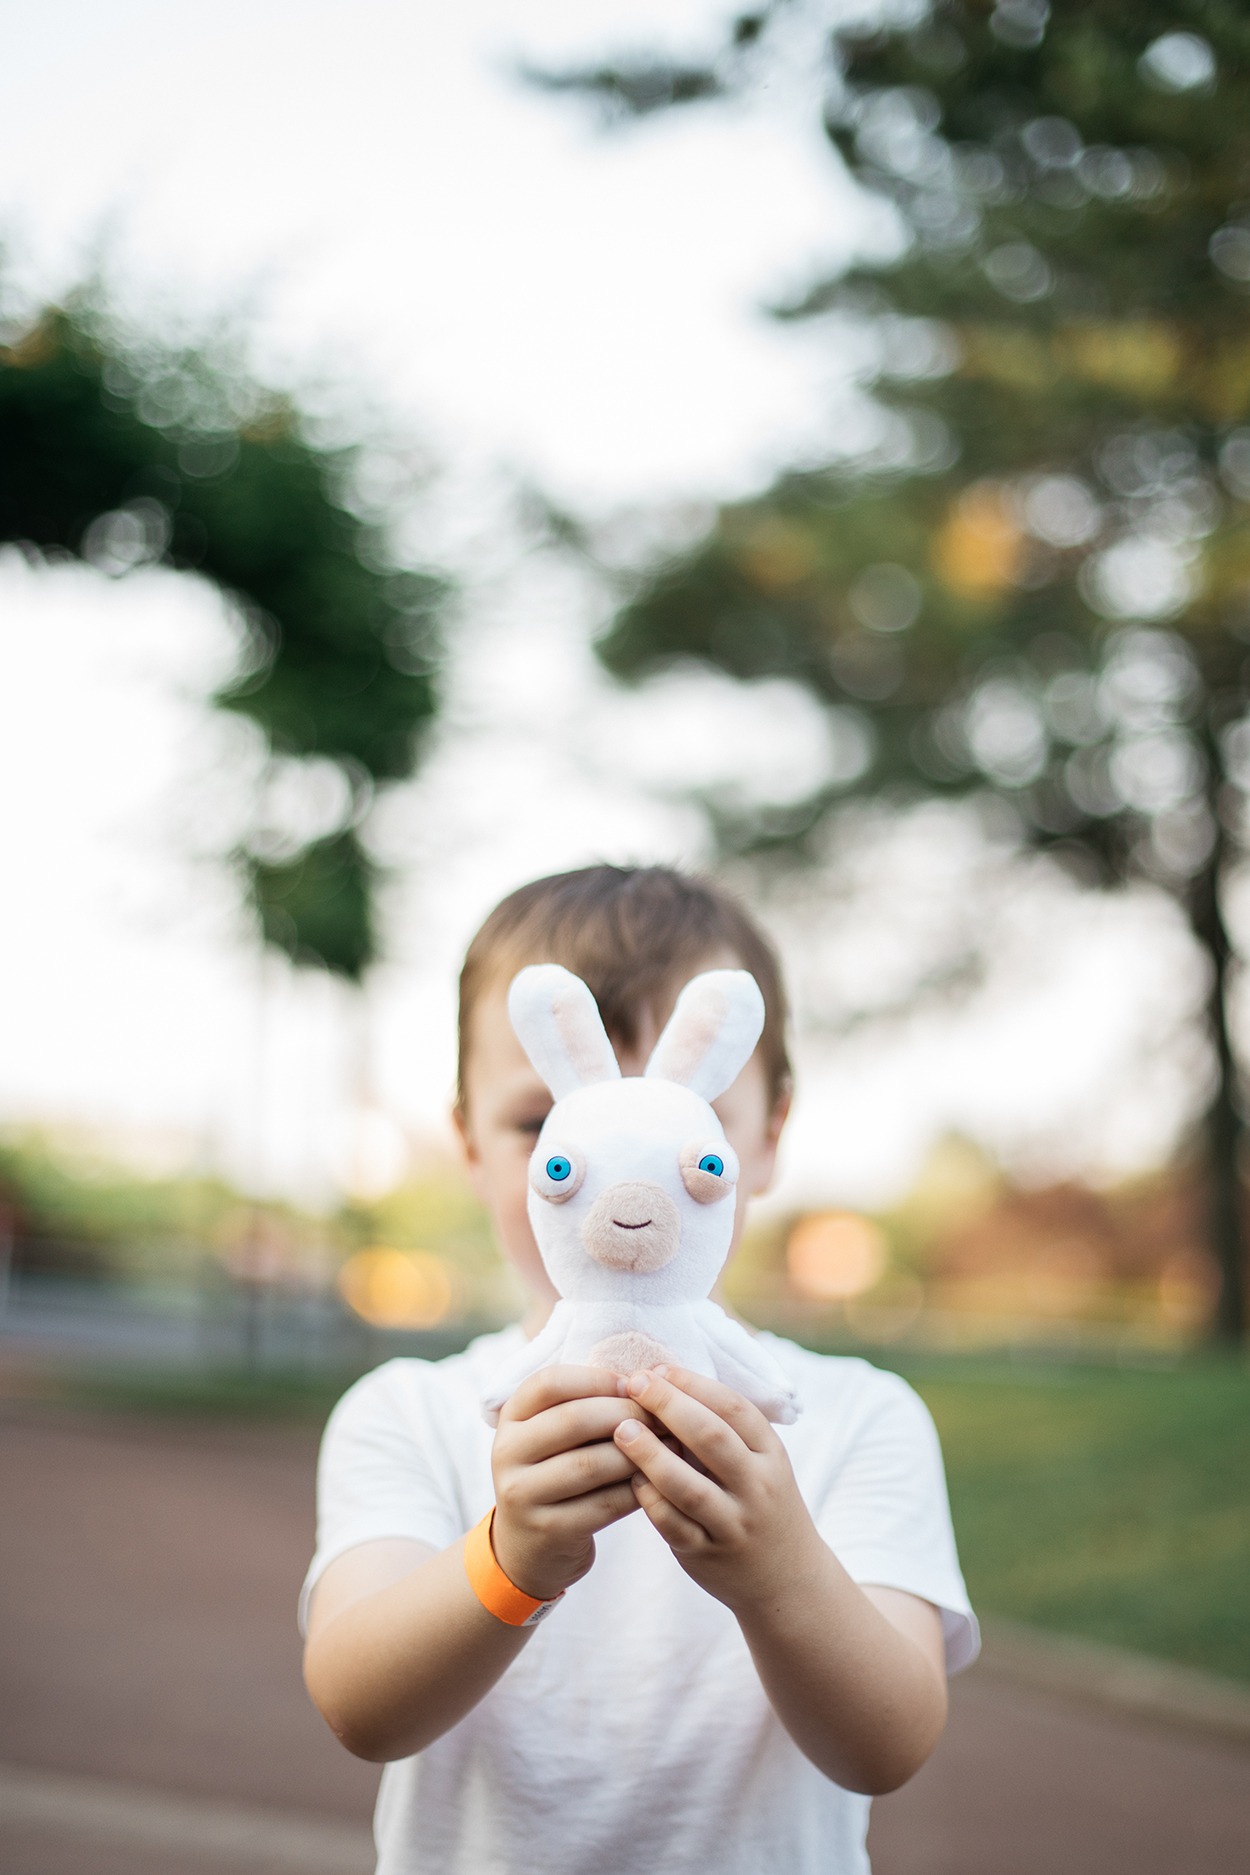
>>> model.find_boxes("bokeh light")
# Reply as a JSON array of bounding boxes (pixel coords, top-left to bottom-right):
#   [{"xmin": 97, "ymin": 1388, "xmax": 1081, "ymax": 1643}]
[
  {"xmin": 336, "ymin": 1246, "xmax": 453, "ymax": 1329},
  {"xmin": 786, "ymin": 1211, "xmax": 888, "ymax": 1302}
]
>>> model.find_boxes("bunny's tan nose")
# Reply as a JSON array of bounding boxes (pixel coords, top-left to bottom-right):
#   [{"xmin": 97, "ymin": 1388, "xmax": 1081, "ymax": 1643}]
[{"xmin": 580, "ymin": 1182, "xmax": 680, "ymax": 1272}]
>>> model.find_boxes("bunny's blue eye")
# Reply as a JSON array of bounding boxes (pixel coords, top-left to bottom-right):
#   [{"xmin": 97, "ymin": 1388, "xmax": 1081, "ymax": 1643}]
[
  {"xmin": 531, "ymin": 1148, "xmax": 582, "ymax": 1203},
  {"xmin": 680, "ymin": 1139, "xmax": 736, "ymax": 1204}
]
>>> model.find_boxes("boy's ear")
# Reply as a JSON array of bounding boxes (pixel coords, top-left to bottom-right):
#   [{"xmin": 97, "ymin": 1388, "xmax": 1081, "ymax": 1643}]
[
  {"xmin": 645, "ymin": 970, "xmax": 765, "ymax": 1103},
  {"xmin": 508, "ymin": 965, "xmax": 621, "ymax": 1099},
  {"xmin": 752, "ymin": 1082, "xmax": 792, "ymax": 1195},
  {"xmin": 451, "ymin": 1101, "xmax": 486, "ymax": 1197}
]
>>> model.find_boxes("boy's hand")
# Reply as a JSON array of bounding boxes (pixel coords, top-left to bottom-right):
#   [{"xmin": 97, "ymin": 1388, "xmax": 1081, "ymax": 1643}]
[
  {"xmin": 613, "ymin": 1366, "xmax": 823, "ymax": 1613},
  {"xmin": 490, "ymin": 1365, "xmax": 651, "ymax": 1602}
]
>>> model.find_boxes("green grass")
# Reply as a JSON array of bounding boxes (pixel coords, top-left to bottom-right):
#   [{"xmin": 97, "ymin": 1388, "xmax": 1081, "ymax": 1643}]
[{"xmin": 895, "ymin": 1354, "xmax": 1250, "ymax": 1686}]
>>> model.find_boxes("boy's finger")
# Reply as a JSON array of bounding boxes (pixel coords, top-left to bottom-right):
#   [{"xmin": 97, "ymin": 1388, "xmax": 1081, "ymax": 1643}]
[
  {"xmin": 612, "ymin": 1418, "xmax": 727, "ymax": 1530},
  {"xmin": 632, "ymin": 1474, "xmax": 708, "ymax": 1551},
  {"xmin": 530, "ymin": 1438, "xmax": 643, "ymax": 1504},
  {"xmin": 517, "ymin": 1395, "xmax": 657, "ymax": 1463},
  {"xmin": 558, "ymin": 1478, "xmax": 642, "ymax": 1535},
  {"xmin": 647, "ymin": 1365, "xmax": 775, "ymax": 1455},
  {"xmin": 620, "ymin": 1370, "xmax": 753, "ymax": 1484},
  {"xmin": 502, "ymin": 1365, "xmax": 626, "ymax": 1424}
]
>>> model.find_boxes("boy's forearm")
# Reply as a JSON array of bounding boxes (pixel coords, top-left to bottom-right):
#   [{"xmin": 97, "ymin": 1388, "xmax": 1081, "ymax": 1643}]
[
  {"xmin": 305, "ymin": 1375, "xmax": 643, "ymax": 1764},
  {"xmin": 733, "ymin": 1537, "xmax": 947, "ymax": 1795},
  {"xmin": 613, "ymin": 1365, "xmax": 948, "ymax": 1794},
  {"xmin": 304, "ymin": 1539, "xmax": 530, "ymax": 1762}
]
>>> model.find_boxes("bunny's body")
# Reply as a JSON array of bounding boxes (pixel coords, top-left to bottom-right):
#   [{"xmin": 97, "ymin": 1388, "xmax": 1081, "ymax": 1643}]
[{"xmin": 481, "ymin": 967, "xmax": 800, "ymax": 1426}]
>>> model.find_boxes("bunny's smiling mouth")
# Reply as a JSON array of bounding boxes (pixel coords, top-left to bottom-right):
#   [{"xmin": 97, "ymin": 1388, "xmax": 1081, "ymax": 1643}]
[{"xmin": 582, "ymin": 1182, "xmax": 679, "ymax": 1272}]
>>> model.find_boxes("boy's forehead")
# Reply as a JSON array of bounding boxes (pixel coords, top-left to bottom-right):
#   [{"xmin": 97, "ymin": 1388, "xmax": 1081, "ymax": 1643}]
[{"xmin": 463, "ymin": 983, "xmax": 539, "ymax": 1077}]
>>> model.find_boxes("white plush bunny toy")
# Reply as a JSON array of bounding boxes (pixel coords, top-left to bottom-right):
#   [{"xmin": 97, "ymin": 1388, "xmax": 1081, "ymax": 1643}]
[{"xmin": 481, "ymin": 963, "xmax": 800, "ymax": 1427}]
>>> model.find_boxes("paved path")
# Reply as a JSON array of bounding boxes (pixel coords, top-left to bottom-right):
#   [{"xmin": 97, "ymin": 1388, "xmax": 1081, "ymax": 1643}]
[
  {"xmin": 0, "ymin": 1406, "xmax": 377, "ymax": 1816},
  {"xmin": 867, "ymin": 1674, "xmax": 1249, "ymax": 1874},
  {"xmin": 2, "ymin": 1404, "xmax": 1247, "ymax": 1873}
]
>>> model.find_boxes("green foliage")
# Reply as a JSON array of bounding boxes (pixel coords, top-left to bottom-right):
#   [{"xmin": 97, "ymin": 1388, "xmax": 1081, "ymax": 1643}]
[
  {"xmin": 0, "ymin": 1125, "xmax": 507, "ymax": 1307},
  {"xmin": 519, "ymin": 55, "xmax": 724, "ymax": 117},
  {"xmin": 0, "ymin": 295, "xmax": 450, "ymax": 978},
  {"xmin": 251, "ymin": 829, "xmax": 378, "ymax": 980},
  {"xmin": 0, "ymin": 1130, "xmax": 243, "ymax": 1277},
  {"xmin": 580, "ymin": 2, "xmax": 1250, "ymax": 877},
  {"xmin": 902, "ymin": 1357, "xmax": 1250, "ymax": 1682}
]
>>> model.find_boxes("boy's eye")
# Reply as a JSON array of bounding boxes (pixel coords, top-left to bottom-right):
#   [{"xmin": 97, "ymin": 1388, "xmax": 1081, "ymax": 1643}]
[
  {"xmin": 510, "ymin": 1104, "xmax": 552, "ymax": 1138},
  {"xmin": 697, "ymin": 1154, "xmax": 724, "ymax": 1177}
]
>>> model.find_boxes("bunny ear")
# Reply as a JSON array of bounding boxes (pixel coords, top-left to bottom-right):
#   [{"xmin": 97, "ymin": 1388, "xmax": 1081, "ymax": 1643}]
[
  {"xmin": 507, "ymin": 965, "xmax": 622, "ymax": 1099},
  {"xmin": 644, "ymin": 970, "xmax": 766, "ymax": 1103}
]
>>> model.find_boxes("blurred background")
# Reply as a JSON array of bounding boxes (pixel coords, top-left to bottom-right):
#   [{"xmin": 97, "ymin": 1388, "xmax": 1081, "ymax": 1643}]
[{"xmin": 1, "ymin": 4, "xmax": 1248, "ymax": 1872}]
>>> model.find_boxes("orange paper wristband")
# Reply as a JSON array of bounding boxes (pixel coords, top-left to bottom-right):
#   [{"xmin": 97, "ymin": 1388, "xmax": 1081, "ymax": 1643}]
[{"xmin": 464, "ymin": 1509, "xmax": 564, "ymax": 1628}]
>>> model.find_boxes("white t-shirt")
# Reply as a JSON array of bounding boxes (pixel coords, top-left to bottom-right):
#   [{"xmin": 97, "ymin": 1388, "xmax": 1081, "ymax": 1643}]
[{"xmin": 300, "ymin": 1327, "xmax": 978, "ymax": 1875}]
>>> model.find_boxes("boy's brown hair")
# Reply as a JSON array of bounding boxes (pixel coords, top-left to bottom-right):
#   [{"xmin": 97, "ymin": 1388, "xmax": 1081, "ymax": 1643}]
[{"xmin": 457, "ymin": 864, "xmax": 791, "ymax": 1111}]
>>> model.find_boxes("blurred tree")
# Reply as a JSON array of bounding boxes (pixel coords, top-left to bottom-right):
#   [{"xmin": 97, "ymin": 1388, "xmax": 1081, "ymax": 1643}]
[
  {"xmin": 0, "ymin": 1128, "xmax": 245, "ymax": 1281},
  {"xmin": 536, "ymin": 2, "xmax": 1250, "ymax": 1339},
  {"xmin": 0, "ymin": 294, "xmax": 448, "ymax": 979}
]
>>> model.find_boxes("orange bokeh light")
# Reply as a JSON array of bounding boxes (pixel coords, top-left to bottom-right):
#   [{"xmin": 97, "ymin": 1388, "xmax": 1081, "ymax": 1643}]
[
  {"xmin": 787, "ymin": 1212, "xmax": 888, "ymax": 1302},
  {"xmin": 932, "ymin": 480, "xmax": 1024, "ymax": 597},
  {"xmin": 337, "ymin": 1247, "xmax": 454, "ymax": 1329}
]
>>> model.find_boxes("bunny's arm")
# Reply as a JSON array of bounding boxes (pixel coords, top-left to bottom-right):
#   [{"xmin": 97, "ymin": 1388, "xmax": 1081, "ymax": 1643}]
[
  {"xmin": 480, "ymin": 1302, "xmax": 575, "ymax": 1426},
  {"xmin": 697, "ymin": 1303, "xmax": 801, "ymax": 1425}
]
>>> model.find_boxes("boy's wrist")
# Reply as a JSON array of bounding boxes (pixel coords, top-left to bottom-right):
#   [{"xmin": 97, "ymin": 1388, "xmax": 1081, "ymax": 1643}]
[
  {"xmin": 722, "ymin": 1520, "xmax": 832, "ymax": 1624},
  {"xmin": 488, "ymin": 1506, "xmax": 583, "ymax": 1605},
  {"xmin": 464, "ymin": 1509, "xmax": 565, "ymax": 1626}
]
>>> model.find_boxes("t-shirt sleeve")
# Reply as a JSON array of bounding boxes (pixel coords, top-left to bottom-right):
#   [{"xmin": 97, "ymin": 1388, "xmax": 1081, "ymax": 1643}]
[
  {"xmin": 814, "ymin": 1369, "xmax": 980, "ymax": 1675},
  {"xmin": 297, "ymin": 1360, "xmax": 464, "ymax": 1637}
]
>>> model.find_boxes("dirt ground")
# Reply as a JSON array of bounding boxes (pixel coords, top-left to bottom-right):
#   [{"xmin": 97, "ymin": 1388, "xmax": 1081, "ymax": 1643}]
[{"xmin": 2, "ymin": 1403, "xmax": 1247, "ymax": 1874}]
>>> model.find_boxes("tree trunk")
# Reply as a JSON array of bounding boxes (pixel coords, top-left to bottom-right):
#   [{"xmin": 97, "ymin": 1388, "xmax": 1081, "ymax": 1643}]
[{"xmin": 1188, "ymin": 818, "xmax": 1247, "ymax": 1345}]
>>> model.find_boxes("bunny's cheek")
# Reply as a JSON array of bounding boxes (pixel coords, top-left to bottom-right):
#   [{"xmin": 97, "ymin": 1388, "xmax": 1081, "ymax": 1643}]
[
  {"xmin": 681, "ymin": 1168, "xmax": 736, "ymax": 1205},
  {"xmin": 580, "ymin": 1183, "xmax": 680, "ymax": 1272}
]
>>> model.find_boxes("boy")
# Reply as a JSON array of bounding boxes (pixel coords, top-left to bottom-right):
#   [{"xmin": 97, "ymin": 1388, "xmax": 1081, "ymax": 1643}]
[{"xmin": 301, "ymin": 865, "xmax": 977, "ymax": 1875}]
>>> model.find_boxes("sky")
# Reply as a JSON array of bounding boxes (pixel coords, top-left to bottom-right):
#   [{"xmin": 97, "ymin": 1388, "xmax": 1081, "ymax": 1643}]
[{"xmin": 0, "ymin": 0, "xmax": 1213, "ymax": 1214}]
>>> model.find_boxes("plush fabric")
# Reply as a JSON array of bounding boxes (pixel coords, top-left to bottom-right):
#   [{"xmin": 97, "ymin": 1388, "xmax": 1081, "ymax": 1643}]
[{"xmin": 482, "ymin": 966, "xmax": 800, "ymax": 1426}]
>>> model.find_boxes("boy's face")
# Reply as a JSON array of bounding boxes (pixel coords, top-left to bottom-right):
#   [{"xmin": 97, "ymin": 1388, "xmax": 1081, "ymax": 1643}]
[{"xmin": 454, "ymin": 966, "xmax": 789, "ymax": 1311}]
